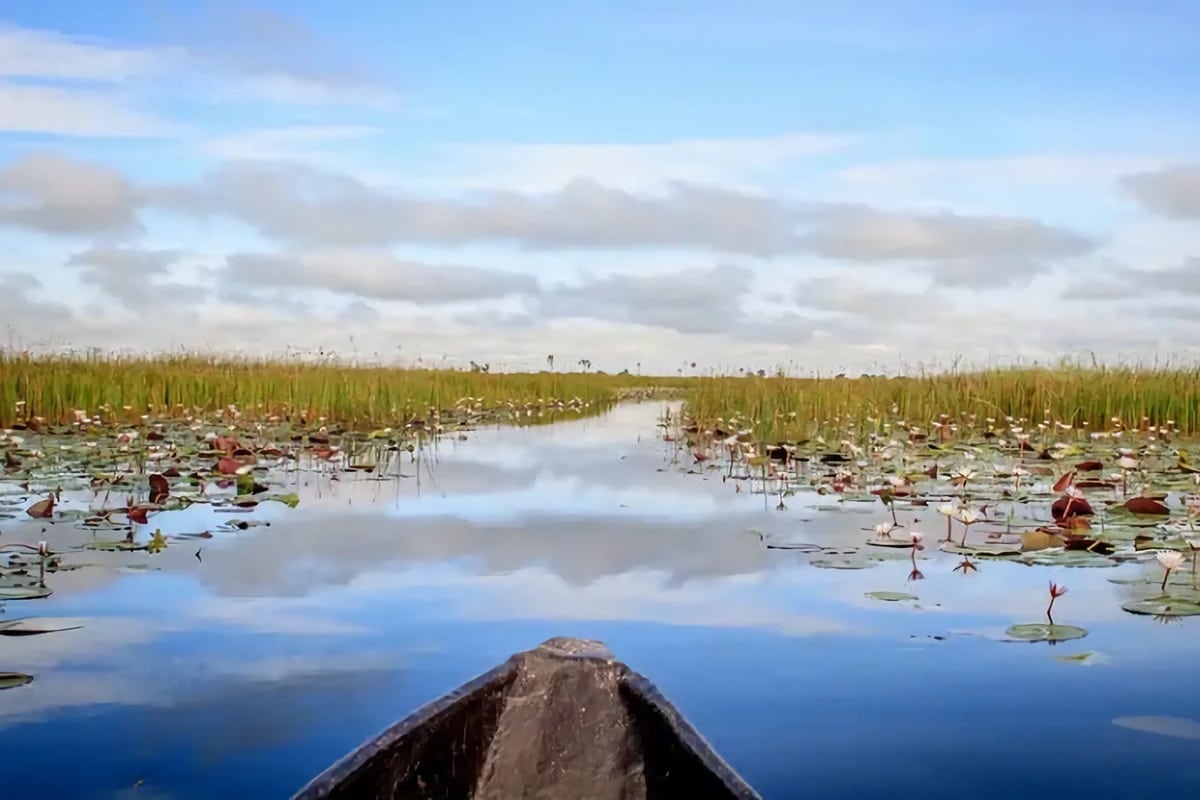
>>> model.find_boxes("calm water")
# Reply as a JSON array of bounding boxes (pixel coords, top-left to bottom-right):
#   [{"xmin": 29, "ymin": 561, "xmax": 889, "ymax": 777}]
[{"xmin": 3, "ymin": 402, "xmax": 1200, "ymax": 799}]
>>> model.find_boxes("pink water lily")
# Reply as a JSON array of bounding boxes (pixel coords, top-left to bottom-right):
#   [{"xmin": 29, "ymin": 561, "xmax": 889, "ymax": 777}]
[{"xmin": 1047, "ymin": 581, "xmax": 1067, "ymax": 624}]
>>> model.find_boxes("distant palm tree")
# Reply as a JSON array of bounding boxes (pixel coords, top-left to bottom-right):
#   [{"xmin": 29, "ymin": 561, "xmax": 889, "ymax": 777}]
[{"xmin": 546, "ymin": 354, "xmax": 555, "ymax": 370}]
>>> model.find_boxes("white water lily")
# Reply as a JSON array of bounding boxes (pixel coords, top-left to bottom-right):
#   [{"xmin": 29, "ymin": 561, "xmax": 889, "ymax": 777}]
[
  {"xmin": 937, "ymin": 503, "xmax": 958, "ymax": 517},
  {"xmin": 1118, "ymin": 455, "xmax": 1139, "ymax": 471},
  {"xmin": 874, "ymin": 522, "xmax": 896, "ymax": 538},
  {"xmin": 956, "ymin": 508, "xmax": 981, "ymax": 525},
  {"xmin": 1155, "ymin": 551, "xmax": 1185, "ymax": 571}
]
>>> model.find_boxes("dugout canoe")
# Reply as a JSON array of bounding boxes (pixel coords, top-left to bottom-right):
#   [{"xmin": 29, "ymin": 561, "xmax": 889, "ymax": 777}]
[{"xmin": 292, "ymin": 636, "xmax": 762, "ymax": 799}]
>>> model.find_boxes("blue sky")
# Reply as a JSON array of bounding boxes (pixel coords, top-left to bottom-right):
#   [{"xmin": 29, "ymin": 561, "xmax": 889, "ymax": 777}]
[{"xmin": 0, "ymin": 1, "xmax": 1198, "ymax": 372}]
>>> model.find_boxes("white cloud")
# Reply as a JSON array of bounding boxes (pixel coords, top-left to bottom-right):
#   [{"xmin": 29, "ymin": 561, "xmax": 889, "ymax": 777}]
[
  {"xmin": 0, "ymin": 83, "xmax": 176, "ymax": 138},
  {"xmin": 445, "ymin": 132, "xmax": 858, "ymax": 192},
  {"xmin": 0, "ymin": 23, "xmax": 157, "ymax": 81}
]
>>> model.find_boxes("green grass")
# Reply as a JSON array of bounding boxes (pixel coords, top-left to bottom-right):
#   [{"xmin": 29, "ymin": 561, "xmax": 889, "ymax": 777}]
[
  {"xmin": 682, "ymin": 362, "xmax": 1200, "ymax": 440},
  {"xmin": 0, "ymin": 352, "xmax": 685, "ymax": 428},
  {"xmin": 7, "ymin": 353, "xmax": 1200, "ymax": 439}
]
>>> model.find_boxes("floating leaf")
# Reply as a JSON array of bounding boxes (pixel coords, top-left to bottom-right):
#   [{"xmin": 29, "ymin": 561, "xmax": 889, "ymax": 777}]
[
  {"xmin": 1053, "ymin": 650, "xmax": 1108, "ymax": 666},
  {"xmin": 940, "ymin": 541, "xmax": 1022, "ymax": 557},
  {"xmin": 1120, "ymin": 596, "xmax": 1200, "ymax": 617},
  {"xmin": 0, "ymin": 672, "xmax": 34, "ymax": 690},
  {"xmin": 1004, "ymin": 623, "xmax": 1089, "ymax": 643},
  {"xmin": 866, "ymin": 591, "xmax": 918, "ymax": 602},
  {"xmin": 148, "ymin": 473, "xmax": 170, "ymax": 504},
  {"xmin": 0, "ymin": 584, "xmax": 53, "ymax": 600},
  {"xmin": 1113, "ymin": 716, "xmax": 1200, "ymax": 741},
  {"xmin": 0, "ymin": 617, "xmax": 85, "ymax": 636},
  {"xmin": 1021, "ymin": 529, "xmax": 1065, "ymax": 552},
  {"xmin": 810, "ymin": 558, "xmax": 877, "ymax": 570},
  {"xmin": 1124, "ymin": 496, "xmax": 1170, "ymax": 515},
  {"xmin": 25, "ymin": 494, "xmax": 54, "ymax": 518},
  {"xmin": 865, "ymin": 537, "xmax": 915, "ymax": 549},
  {"xmin": 264, "ymin": 492, "xmax": 300, "ymax": 509},
  {"xmin": 1051, "ymin": 494, "xmax": 1093, "ymax": 521}
]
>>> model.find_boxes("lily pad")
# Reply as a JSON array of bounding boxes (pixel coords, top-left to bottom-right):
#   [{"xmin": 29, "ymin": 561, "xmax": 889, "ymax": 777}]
[
  {"xmin": 1120, "ymin": 596, "xmax": 1200, "ymax": 617},
  {"xmin": 0, "ymin": 584, "xmax": 53, "ymax": 600},
  {"xmin": 1022, "ymin": 550, "xmax": 1119, "ymax": 568},
  {"xmin": 1004, "ymin": 623, "xmax": 1089, "ymax": 643},
  {"xmin": 264, "ymin": 492, "xmax": 300, "ymax": 509},
  {"xmin": 864, "ymin": 538, "xmax": 917, "ymax": 549},
  {"xmin": 940, "ymin": 541, "xmax": 1022, "ymax": 557},
  {"xmin": 0, "ymin": 672, "xmax": 34, "ymax": 690},
  {"xmin": 0, "ymin": 617, "xmax": 85, "ymax": 636},
  {"xmin": 1053, "ymin": 651, "xmax": 1108, "ymax": 666},
  {"xmin": 866, "ymin": 591, "xmax": 918, "ymax": 602},
  {"xmin": 810, "ymin": 558, "xmax": 877, "ymax": 570},
  {"xmin": 1113, "ymin": 716, "xmax": 1200, "ymax": 741}
]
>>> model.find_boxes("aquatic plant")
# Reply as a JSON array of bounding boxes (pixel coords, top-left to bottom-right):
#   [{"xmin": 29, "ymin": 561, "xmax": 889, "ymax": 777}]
[
  {"xmin": 1155, "ymin": 551, "xmax": 1185, "ymax": 591},
  {"xmin": 682, "ymin": 360, "xmax": 1200, "ymax": 441},
  {"xmin": 1047, "ymin": 581, "xmax": 1068, "ymax": 625},
  {"xmin": 0, "ymin": 351, "xmax": 688, "ymax": 429}
]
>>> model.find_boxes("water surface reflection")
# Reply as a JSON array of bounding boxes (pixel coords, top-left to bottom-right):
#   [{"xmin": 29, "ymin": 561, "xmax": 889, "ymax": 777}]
[{"xmin": 3, "ymin": 401, "xmax": 1200, "ymax": 799}]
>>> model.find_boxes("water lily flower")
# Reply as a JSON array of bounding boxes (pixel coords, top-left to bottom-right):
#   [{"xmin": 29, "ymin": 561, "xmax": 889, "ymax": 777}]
[
  {"xmin": 910, "ymin": 531, "xmax": 925, "ymax": 550},
  {"xmin": 1118, "ymin": 455, "xmax": 1139, "ymax": 471},
  {"xmin": 1047, "ymin": 581, "xmax": 1068, "ymax": 623},
  {"xmin": 874, "ymin": 522, "xmax": 896, "ymax": 539},
  {"xmin": 1155, "ymin": 550, "xmax": 1185, "ymax": 590},
  {"xmin": 936, "ymin": 502, "xmax": 958, "ymax": 539}
]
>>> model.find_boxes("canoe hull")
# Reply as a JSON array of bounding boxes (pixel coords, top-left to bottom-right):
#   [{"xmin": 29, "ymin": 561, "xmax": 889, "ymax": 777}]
[{"xmin": 293, "ymin": 637, "xmax": 761, "ymax": 800}]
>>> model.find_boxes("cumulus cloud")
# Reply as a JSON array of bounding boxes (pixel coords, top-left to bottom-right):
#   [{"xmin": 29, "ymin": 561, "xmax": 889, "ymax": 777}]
[
  {"xmin": 1063, "ymin": 258, "xmax": 1200, "ymax": 300},
  {"xmin": 219, "ymin": 250, "xmax": 540, "ymax": 303},
  {"xmin": 0, "ymin": 152, "xmax": 142, "ymax": 235},
  {"xmin": 797, "ymin": 204, "xmax": 1097, "ymax": 286},
  {"xmin": 1121, "ymin": 164, "xmax": 1200, "ymax": 220},
  {"xmin": 147, "ymin": 159, "xmax": 1097, "ymax": 288},
  {"xmin": 64, "ymin": 244, "xmax": 203, "ymax": 305}
]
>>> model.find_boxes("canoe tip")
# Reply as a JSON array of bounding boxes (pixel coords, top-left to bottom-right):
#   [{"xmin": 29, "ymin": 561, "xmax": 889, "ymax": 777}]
[{"xmin": 534, "ymin": 636, "xmax": 615, "ymax": 662}]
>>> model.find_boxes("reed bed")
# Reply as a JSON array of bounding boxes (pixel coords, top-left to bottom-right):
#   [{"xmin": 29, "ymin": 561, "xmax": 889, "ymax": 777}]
[
  {"xmin": 683, "ymin": 363, "xmax": 1200, "ymax": 440},
  {"xmin": 0, "ymin": 353, "xmax": 684, "ymax": 428}
]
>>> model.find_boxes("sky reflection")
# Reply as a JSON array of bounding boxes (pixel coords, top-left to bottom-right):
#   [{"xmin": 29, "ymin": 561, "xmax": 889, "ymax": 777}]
[{"xmin": 2, "ymin": 401, "xmax": 1200, "ymax": 798}]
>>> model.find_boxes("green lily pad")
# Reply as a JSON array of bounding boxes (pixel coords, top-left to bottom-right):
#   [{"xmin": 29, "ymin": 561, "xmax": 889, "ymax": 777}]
[
  {"xmin": 1004, "ymin": 623, "xmax": 1089, "ymax": 642},
  {"xmin": 1054, "ymin": 650, "xmax": 1108, "ymax": 666},
  {"xmin": 866, "ymin": 591, "xmax": 918, "ymax": 602},
  {"xmin": 1022, "ymin": 550, "xmax": 1120, "ymax": 568},
  {"xmin": 1120, "ymin": 596, "xmax": 1200, "ymax": 617},
  {"xmin": 0, "ymin": 584, "xmax": 52, "ymax": 600},
  {"xmin": 0, "ymin": 617, "xmax": 85, "ymax": 636},
  {"xmin": 940, "ymin": 541, "xmax": 1023, "ymax": 557},
  {"xmin": 264, "ymin": 492, "xmax": 300, "ymax": 508},
  {"xmin": 864, "ymin": 537, "xmax": 917, "ymax": 548},
  {"xmin": 810, "ymin": 558, "xmax": 877, "ymax": 570},
  {"xmin": 0, "ymin": 672, "xmax": 34, "ymax": 690}
]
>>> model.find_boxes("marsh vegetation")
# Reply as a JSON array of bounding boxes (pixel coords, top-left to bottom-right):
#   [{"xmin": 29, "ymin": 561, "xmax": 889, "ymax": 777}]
[{"xmin": 4, "ymin": 354, "xmax": 1200, "ymax": 797}]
